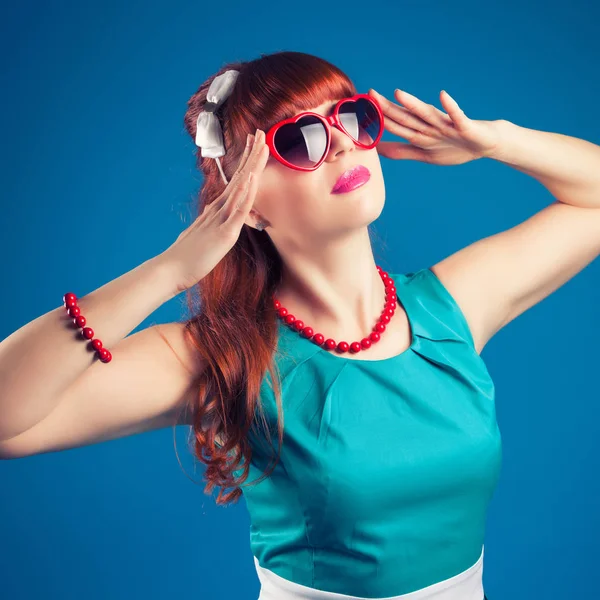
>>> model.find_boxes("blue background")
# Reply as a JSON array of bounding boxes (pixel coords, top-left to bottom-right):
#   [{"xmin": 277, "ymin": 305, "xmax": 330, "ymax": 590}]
[{"xmin": 1, "ymin": 0, "xmax": 598, "ymax": 598}]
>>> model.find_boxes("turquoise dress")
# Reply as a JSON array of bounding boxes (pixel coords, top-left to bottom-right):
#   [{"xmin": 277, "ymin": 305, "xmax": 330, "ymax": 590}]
[{"xmin": 237, "ymin": 267, "xmax": 502, "ymax": 598}]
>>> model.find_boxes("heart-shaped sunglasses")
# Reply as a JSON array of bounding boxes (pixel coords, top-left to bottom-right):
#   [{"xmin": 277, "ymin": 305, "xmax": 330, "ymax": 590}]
[{"xmin": 264, "ymin": 94, "xmax": 384, "ymax": 172}]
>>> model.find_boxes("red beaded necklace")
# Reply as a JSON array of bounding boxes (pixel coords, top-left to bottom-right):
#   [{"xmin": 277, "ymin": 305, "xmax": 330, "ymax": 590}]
[{"xmin": 272, "ymin": 266, "xmax": 397, "ymax": 356}]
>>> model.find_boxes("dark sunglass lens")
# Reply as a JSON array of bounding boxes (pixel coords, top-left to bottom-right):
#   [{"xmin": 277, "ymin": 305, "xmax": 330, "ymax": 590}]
[
  {"xmin": 273, "ymin": 115, "xmax": 327, "ymax": 168},
  {"xmin": 339, "ymin": 98, "xmax": 382, "ymax": 145}
]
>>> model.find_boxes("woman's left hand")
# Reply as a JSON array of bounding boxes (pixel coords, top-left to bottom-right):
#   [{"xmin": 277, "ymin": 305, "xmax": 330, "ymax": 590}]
[{"xmin": 368, "ymin": 88, "xmax": 502, "ymax": 165}]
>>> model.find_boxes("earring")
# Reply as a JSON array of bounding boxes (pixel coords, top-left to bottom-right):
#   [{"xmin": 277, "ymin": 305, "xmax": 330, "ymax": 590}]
[{"xmin": 256, "ymin": 221, "xmax": 267, "ymax": 231}]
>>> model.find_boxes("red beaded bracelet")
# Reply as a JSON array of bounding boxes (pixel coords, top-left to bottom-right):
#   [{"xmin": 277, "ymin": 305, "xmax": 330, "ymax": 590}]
[{"xmin": 62, "ymin": 293, "xmax": 112, "ymax": 363}]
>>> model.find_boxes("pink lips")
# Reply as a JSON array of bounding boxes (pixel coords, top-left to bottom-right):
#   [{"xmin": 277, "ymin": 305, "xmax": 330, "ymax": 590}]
[{"xmin": 331, "ymin": 165, "xmax": 371, "ymax": 194}]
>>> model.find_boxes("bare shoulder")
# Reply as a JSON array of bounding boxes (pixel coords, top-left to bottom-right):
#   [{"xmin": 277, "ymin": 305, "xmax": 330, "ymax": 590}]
[
  {"xmin": 429, "ymin": 258, "xmax": 492, "ymax": 356},
  {"xmin": 152, "ymin": 321, "xmax": 207, "ymax": 380},
  {"xmin": 150, "ymin": 321, "xmax": 208, "ymax": 426}
]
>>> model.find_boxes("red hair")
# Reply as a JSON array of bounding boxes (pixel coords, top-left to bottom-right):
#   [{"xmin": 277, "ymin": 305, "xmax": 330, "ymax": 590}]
[{"xmin": 174, "ymin": 51, "xmax": 360, "ymax": 505}]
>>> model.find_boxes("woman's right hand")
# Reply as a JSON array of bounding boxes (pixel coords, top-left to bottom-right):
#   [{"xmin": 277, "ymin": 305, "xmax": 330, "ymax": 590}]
[{"xmin": 160, "ymin": 129, "xmax": 270, "ymax": 294}]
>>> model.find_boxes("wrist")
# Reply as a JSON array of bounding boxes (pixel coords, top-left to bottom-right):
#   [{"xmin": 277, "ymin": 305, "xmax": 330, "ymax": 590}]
[
  {"xmin": 483, "ymin": 119, "xmax": 514, "ymax": 162},
  {"xmin": 146, "ymin": 254, "xmax": 185, "ymax": 301}
]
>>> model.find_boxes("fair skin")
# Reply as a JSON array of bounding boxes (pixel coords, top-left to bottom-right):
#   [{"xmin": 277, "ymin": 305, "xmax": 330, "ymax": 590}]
[
  {"xmin": 244, "ymin": 98, "xmax": 407, "ymax": 359},
  {"xmin": 247, "ymin": 89, "xmax": 600, "ymax": 360},
  {"xmin": 364, "ymin": 87, "xmax": 600, "ymax": 357},
  {"xmin": 2, "ymin": 88, "xmax": 599, "ymax": 458}
]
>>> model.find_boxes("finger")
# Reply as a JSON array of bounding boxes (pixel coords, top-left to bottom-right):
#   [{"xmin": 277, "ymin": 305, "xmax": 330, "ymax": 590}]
[
  {"xmin": 376, "ymin": 140, "xmax": 432, "ymax": 162},
  {"xmin": 228, "ymin": 133, "xmax": 257, "ymax": 188},
  {"xmin": 381, "ymin": 114, "xmax": 438, "ymax": 149},
  {"xmin": 381, "ymin": 113, "xmax": 423, "ymax": 142},
  {"xmin": 224, "ymin": 169, "xmax": 257, "ymax": 224},
  {"xmin": 234, "ymin": 171, "xmax": 259, "ymax": 219},
  {"xmin": 223, "ymin": 143, "xmax": 269, "ymax": 218},
  {"xmin": 393, "ymin": 89, "xmax": 454, "ymax": 131},
  {"xmin": 214, "ymin": 132, "xmax": 263, "ymax": 211},
  {"xmin": 440, "ymin": 90, "xmax": 469, "ymax": 129},
  {"xmin": 239, "ymin": 129, "xmax": 268, "ymax": 177},
  {"xmin": 226, "ymin": 130, "xmax": 265, "ymax": 194},
  {"xmin": 371, "ymin": 88, "xmax": 439, "ymax": 135}
]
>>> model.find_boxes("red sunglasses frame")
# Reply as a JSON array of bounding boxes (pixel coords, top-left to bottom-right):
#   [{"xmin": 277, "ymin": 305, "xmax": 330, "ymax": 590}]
[{"xmin": 264, "ymin": 93, "xmax": 384, "ymax": 172}]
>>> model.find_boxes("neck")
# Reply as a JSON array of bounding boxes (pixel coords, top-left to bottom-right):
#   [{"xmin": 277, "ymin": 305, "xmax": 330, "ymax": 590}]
[{"xmin": 274, "ymin": 229, "xmax": 388, "ymax": 341}]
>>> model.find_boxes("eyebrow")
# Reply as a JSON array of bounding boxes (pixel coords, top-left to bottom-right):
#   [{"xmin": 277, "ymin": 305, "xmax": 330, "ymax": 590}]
[
  {"xmin": 277, "ymin": 99, "xmax": 344, "ymax": 128},
  {"xmin": 304, "ymin": 99, "xmax": 340, "ymax": 118},
  {"xmin": 325, "ymin": 100, "xmax": 339, "ymax": 114}
]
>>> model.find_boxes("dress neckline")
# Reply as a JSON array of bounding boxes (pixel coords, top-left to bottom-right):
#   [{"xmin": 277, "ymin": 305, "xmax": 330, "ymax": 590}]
[{"xmin": 277, "ymin": 272, "xmax": 416, "ymax": 365}]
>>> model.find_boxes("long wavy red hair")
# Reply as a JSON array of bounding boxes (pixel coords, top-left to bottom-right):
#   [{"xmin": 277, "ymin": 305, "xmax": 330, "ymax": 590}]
[{"xmin": 170, "ymin": 51, "xmax": 365, "ymax": 505}]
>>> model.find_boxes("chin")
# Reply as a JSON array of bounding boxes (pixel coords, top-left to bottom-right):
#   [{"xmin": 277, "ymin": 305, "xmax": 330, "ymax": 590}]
[{"xmin": 335, "ymin": 192, "xmax": 386, "ymax": 233}]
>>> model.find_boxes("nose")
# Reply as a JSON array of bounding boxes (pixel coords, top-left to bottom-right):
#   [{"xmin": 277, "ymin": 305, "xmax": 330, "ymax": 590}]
[{"xmin": 325, "ymin": 123, "xmax": 355, "ymax": 161}]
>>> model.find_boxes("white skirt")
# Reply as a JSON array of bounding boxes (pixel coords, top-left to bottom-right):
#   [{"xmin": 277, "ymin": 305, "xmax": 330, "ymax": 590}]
[{"xmin": 254, "ymin": 545, "xmax": 485, "ymax": 600}]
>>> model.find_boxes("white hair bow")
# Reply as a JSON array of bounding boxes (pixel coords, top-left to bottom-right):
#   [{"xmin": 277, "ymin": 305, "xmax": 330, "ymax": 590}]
[{"xmin": 195, "ymin": 69, "xmax": 240, "ymax": 185}]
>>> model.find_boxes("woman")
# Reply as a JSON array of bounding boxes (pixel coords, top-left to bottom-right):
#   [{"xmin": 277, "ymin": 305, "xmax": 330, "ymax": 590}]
[{"xmin": 1, "ymin": 50, "xmax": 599, "ymax": 600}]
